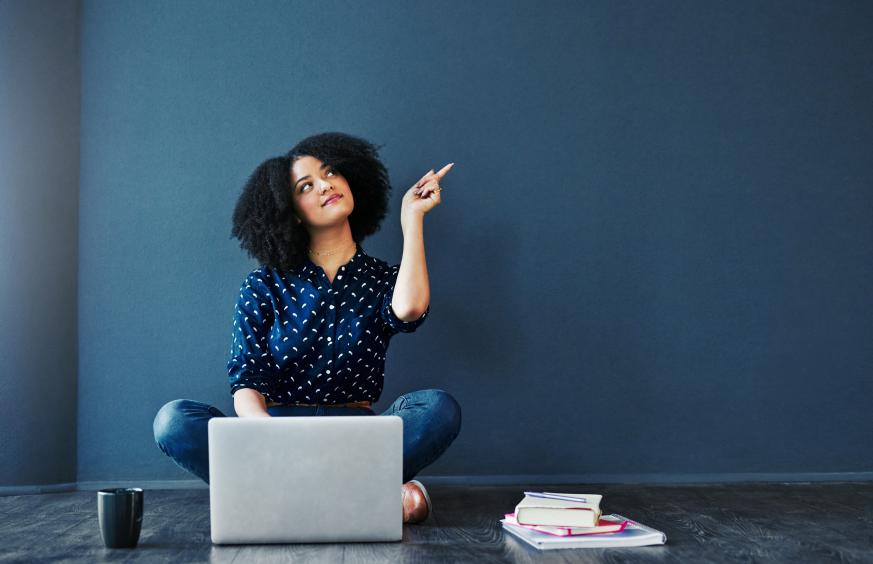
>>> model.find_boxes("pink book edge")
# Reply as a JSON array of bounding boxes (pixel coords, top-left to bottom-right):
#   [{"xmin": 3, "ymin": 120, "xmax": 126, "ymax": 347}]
[{"xmin": 503, "ymin": 513, "xmax": 630, "ymax": 537}]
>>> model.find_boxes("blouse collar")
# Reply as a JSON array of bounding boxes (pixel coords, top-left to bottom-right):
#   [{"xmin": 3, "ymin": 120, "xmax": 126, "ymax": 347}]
[{"xmin": 302, "ymin": 242, "xmax": 368, "ymax": 274}]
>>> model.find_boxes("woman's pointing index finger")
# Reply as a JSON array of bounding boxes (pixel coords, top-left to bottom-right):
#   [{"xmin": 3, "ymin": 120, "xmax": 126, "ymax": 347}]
[{"xmin": 435, "ymin": 162, "xmax": 455, "ymax": 179}]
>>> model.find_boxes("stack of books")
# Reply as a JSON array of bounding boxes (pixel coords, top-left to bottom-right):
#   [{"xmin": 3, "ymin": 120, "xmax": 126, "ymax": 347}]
[{"xmin": 500, "ymin": 491, "xmax": 667, "ymax": 550}]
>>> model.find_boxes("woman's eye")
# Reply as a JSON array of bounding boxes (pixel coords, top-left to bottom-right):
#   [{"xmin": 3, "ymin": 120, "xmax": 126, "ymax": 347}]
[{"xmin": 300, "ymin": 169, "xmax": 337, "ymax": 192}]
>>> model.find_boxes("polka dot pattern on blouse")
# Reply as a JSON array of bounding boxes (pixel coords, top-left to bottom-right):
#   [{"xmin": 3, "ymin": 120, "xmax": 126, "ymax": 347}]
[{"xmin": 226, "ymin": 244, "xmax": 429, "ymax": 405}]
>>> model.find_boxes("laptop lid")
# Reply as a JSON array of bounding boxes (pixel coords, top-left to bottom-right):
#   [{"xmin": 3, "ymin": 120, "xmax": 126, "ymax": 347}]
[{"xmin": 208, "ymin": 415, "xmax": 403, "ymax": 544}]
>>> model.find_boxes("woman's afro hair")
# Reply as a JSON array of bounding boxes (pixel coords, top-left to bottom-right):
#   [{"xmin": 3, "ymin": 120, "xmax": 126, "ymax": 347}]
[{"xmin": 231, "ymin": 131, "xmax": 391, "ymax": 272}]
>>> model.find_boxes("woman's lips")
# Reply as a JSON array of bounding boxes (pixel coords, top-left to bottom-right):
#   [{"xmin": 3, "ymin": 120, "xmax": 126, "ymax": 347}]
[{"xmin": 323, "ymin": 195, "xmax": 342, "ymax": 206}]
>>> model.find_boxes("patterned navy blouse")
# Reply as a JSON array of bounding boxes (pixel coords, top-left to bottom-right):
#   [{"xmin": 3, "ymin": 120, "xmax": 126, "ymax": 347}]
[{"xmin": 226, "ymin": 244, "xmax": 429, "ymax": 405}]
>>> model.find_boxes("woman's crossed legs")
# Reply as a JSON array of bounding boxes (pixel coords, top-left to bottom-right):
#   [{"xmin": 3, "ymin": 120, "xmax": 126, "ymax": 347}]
[{"xmin": 152, "ymin": 388, "xmax": 462, "ymax": 485}]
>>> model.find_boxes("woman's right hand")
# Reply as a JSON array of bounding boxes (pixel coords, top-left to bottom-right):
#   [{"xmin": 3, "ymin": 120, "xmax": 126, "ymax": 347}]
[{"xmin": 233, "ymin": 388, "xmax": 272, "ymax": 417}]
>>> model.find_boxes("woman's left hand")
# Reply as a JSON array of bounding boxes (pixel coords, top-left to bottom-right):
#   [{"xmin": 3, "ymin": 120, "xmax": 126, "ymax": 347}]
[{"xmin": 400, "ymin": 162, "xmax": 454, "ymax": 223}]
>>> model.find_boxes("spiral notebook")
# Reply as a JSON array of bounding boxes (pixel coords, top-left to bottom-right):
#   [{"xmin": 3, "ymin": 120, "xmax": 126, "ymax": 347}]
[{"xmin": 501, "ymin": 513, "xmax": 667, "ymax": 550}]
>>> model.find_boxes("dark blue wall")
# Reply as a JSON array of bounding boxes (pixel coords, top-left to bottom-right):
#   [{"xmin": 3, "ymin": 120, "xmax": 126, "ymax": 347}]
[{"xmin": 76, "ymin": 0, "xmax": 873, "ymax": 483}]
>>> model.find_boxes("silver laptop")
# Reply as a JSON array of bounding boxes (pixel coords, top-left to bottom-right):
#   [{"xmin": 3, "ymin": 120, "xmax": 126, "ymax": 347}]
[{"xmin": 208, "ymin": 415, "xmax": 403, "ymax": 544}]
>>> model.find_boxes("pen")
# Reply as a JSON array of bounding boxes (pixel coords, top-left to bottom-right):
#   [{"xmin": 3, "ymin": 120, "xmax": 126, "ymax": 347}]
[{"xmin": 523, "ymin": 492, "xmax": 592, "ymax": 504}]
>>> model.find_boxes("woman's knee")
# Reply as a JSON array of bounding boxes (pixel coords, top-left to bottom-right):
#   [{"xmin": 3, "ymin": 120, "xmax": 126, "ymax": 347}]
[
  {"xmin": 419, "ymin": 388, "xmax": 462, "ymax": 439},
  {"xmin": 153, "ymin": 399, "xmax": 206, "ymax": 446},
  {"xmin": 153, "ymin": 399, "xmax": 183, "ymax": 446}
]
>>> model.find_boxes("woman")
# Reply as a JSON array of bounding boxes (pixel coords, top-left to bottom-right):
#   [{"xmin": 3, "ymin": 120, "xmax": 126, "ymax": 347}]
[{"xmin": 152, "ymin": 132, "xmax": 461, "ymax": 524}]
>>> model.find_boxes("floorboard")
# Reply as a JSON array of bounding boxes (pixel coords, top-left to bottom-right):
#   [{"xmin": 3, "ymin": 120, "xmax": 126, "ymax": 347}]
[{"xmin": 0, "ymin": 482, "xmax": 871, "ymax": 563}]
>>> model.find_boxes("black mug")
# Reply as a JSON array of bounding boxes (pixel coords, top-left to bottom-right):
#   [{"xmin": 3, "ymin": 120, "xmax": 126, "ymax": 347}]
[{"xmin": 97, "ymin": 488, "xmax": 143, "ymax": 548}]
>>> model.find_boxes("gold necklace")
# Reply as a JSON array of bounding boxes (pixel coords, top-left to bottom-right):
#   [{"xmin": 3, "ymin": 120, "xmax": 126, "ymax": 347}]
[{"xmin": 308, "ymin": 241, "xmax": 356, "ymax": 257}]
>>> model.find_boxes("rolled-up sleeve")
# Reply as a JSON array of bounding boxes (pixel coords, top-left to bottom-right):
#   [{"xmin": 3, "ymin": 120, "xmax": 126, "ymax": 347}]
[
  {"xmin": 227, "ymin": 272, "xmax": 276, "ymax": 400},
  {"xmin": 379, "ymin": 264, "xmax": 430, "ymax": 335}
]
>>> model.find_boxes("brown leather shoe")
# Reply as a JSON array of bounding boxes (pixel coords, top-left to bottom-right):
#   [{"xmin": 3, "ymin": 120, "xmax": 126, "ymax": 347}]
[{"xmin": 401, "ymin": 480, "xmax": 432, "ymax": 524}]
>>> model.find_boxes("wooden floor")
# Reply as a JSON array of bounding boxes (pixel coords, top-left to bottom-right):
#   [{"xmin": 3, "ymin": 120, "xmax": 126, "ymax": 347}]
[{"xmin": 1, "ymin": 482, "xmax": 872, "ymax": 563}]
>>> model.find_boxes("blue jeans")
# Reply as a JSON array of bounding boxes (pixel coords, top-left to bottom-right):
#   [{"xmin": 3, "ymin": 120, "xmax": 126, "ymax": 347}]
[{"xmin": 153, "ymin": 388, "xmax": 461, "ymax": 485}]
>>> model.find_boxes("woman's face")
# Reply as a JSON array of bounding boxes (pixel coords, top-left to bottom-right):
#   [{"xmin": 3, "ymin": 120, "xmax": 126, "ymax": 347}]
[{"xmin": 289, "ymin": 155, "xmax": 354, "ymax": 228}]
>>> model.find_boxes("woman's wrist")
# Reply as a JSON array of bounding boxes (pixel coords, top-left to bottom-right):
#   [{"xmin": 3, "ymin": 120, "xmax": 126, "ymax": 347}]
[{"xmin": 401, "ymin": 211, "xmax": 424, "ymax": 234}]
